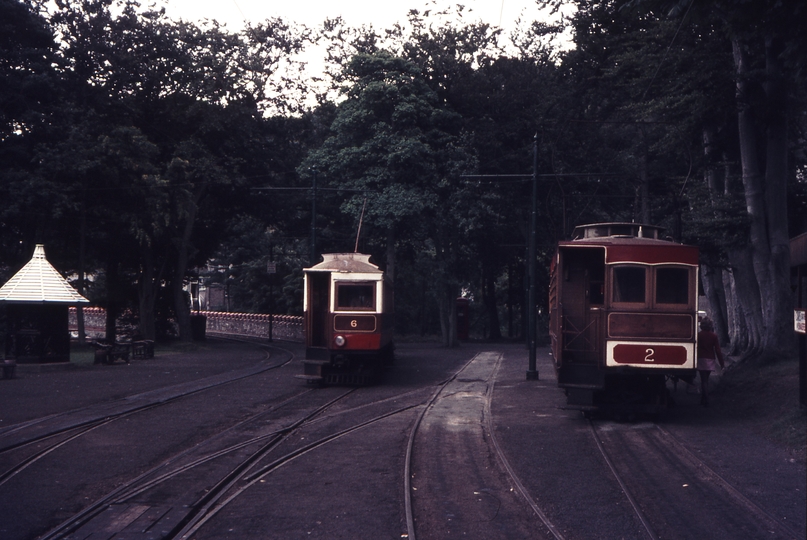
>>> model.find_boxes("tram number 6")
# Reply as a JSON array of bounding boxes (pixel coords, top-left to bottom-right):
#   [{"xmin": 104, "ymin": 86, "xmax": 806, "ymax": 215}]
[
  {"xmin": 645, "ymin": 348, "xmax": 655, "ymax": 362},
  {"xmin": 350, "ymin": 319, "xmax": 358, "ymax": 328}
]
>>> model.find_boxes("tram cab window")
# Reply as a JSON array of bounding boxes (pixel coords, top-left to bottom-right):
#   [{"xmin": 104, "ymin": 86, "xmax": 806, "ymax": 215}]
[
  {"xmin": 336, "ymin": 283, "xmax": 375, "ymax": 311},
  {"xmin": 656, "ymin": 267, "xmax": 689, "ymax": 305},
  {"xmin": 612, "ymin": 266, "xmax": 646, "ymax": 303}
]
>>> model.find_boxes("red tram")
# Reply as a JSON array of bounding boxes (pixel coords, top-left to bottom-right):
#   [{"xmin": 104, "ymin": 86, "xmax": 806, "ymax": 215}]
[
  {"xmin": 549, "ymin": 223, "xmax": 699, "ymax": 415},
  {"xmin": 297, "ymin": 253, "xmax": 394, "ymax": 385}
]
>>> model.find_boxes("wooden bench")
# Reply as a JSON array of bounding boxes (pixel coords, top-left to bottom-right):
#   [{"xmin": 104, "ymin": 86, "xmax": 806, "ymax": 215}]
[
  {"xmin": 131, "ymin": 340, "xmax": 154, "ymax": 359},
  {"xmin": 91, "ymin": 341, "xmax": 131, "ymax": 364}
]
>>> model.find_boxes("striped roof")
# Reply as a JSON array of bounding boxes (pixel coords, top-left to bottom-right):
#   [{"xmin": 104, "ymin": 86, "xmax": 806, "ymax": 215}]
[{"xmin": 0, "ymin": 245, "xmax": 89, "ymax": 304}]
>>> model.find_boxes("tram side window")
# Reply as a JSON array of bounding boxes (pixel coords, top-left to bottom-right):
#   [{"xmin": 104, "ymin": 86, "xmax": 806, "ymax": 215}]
[
  {"xmin": 612, "ymin": 266, "xmax": 646, "ymax": 303},
  {"xmin": 336, "ymin": 283, "xmax": 375, "ymax": 310},
  {"xmin": 656, "ymin": 267, "xmax": 689, "ymax": 304}
]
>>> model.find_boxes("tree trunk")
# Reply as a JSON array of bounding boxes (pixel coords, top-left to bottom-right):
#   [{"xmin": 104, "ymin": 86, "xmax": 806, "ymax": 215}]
[
  {"xmin": 483, "ymin": 262, "xmax": 501, "ymax": 340},
  {"xmin": 721, "ymin": 269, "xmax": 745, "ymax": 354},
  {"xmin": 700, "ymin": 264, "xmax": 729, "ymax": 344},
  {"xmin": 440, "ymin": 283, "xmax": 459, "ymax": 347},
  {"xmin": 700, "ymin": 126, "xmax": 730, "ymax": 345},
  {"xmin": 386, "ymin": 227, "xmax": 396, "ymax": 284},
  {"xmin": 733, "ymin": 35, "xmax": 794, "ymax": 360},
  {"xmin": 104, "ymin": 259, "xmax": 119, "ymax": 344},
  {"xmin": 173, "ymin": 188, "xmax": 204, "ymax": 341},
  {"xmin": 727, "ymin": 246, "xmax": 764, "ymax": 357},
  {"xmin": 76, "ymin": 206, "xmax": 87, "ymax": 343},
  {"xmin": 138, "ymin": 240, "xmax": 159, "ymax": 341},
  {"xmin": 762, "ymin": 34, "xmax": 795, "ymax": 356}
]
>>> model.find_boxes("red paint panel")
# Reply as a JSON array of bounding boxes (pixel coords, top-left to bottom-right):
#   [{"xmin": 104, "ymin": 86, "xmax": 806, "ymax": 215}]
[
  {"xmin": 612, "ymin": 343, "xmax": 689, "ymax": 365},
  {"xmin": 337, "ymin": 333, "xmax": 381, "ymax": 350},
  {"xmin": 609, "ymin": 313, "xmax": 693, "ymax": 339},
  {"xmin": 607, "ymin": 245, "xmax": 698, "ymax": 265}
]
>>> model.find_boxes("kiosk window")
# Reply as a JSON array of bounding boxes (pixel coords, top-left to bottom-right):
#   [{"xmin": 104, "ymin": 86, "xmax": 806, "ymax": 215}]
[{"xmin": 613, "ymin": 266, "xmax": 646, "ymax": 303}]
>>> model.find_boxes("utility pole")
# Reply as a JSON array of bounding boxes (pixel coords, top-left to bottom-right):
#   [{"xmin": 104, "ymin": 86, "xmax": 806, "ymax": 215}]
[{"xmin": 526, "ymin": 133, "xmax": 540, "ymax": 380}]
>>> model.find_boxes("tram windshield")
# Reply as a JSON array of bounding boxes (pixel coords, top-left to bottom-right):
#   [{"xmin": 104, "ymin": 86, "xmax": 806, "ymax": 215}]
[{"xmin": 335, "ymin": 282, "xmax": 376, "ymax": 311}]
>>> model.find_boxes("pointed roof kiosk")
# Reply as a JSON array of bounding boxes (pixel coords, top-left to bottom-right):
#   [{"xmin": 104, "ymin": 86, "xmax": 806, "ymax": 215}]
[{"xmin": 0, "ymin": 245, "xmax": 89, "ymax": 364}]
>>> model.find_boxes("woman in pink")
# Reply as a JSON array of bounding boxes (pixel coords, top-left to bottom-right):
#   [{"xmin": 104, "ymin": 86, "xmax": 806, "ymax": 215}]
[{"xmin": 697, "ymin": 318, "xmax": 725, "ymax": 406}]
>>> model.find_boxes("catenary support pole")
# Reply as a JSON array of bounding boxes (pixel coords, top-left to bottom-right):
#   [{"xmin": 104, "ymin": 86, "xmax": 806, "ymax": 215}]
[{"xmin": 527, "ymin": 134, "xmax": 539, "ymax": 380}]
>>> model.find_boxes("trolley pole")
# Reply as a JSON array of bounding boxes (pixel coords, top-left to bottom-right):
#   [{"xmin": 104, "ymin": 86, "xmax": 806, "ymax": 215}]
[
  {"xmin": 526, "ymin": 133, "xmax": 540, "ymax": 380},
  {"xmin": 310, "ymin": 168, "xmax": 317, "ymax": 265}
]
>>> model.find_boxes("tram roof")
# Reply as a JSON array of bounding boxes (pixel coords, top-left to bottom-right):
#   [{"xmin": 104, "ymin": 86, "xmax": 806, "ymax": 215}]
[
  {"xmin": 571, "ymin": 222, "xmax": 665, "ymax": 240},
  {"xmin": 559, "ymin": 238, "xmax": 698, "ymax": 265},
  {"xmin": 305, "ymin": 253, "xmax": 382, "ymax": 274},
  {"xmin": 560, "ymin": 223, "xmax": 698, "ymax": 265}
]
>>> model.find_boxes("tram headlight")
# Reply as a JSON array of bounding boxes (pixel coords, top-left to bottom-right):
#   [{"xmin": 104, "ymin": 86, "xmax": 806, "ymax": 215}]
[{"xmin": 334, "ymin": 335, "xmax": 346, "ymax": 347}]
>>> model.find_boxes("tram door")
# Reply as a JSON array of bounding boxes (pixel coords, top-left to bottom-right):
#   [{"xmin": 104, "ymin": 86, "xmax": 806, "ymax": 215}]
[
  {"xmin": 560, "ymin": 248, "xmax": 605, "ymax": 363},
  {"xmin": 306, "ymin": 271, "xmax": 331, "ymax": 353}
]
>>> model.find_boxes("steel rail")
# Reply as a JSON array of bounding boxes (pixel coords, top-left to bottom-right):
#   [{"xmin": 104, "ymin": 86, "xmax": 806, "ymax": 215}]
[
  {"xmin": 0, "ymin": 338, "xmax": 291, "ymax": 455},
  {"xmin": 484, "ymin": 354, "xmax": 566, "ymax": 540},
  {"xmin": 654, "ymin": 424, "xmax": 802, "ymax": 540},
  {"xmin": 403, "ymin": 353, "xmax": 497, "ymax": 540},
  {"xmin": 33, "ymin": 341, "xmax": 298, "ymax": 540},
  {"xmin": 174, "ymin": 398, "xmax": 420, "ymax": 539},
  {"xmin": 588, "ymin": 421, "xmax": 659, "ymax": 540}
]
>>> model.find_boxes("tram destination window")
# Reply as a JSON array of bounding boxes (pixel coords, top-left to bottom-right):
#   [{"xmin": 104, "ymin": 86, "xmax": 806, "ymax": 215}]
[
  {"xmin": 612, "ymin": 266, "xmax": 646, "ymax": 303},
  {"xmin": 336, "ymin": 283, "xmax": 375, "ymax": 310},
  {"xmin": 656, "ymin": 267, "xmax": 689, "ymax": 304}
]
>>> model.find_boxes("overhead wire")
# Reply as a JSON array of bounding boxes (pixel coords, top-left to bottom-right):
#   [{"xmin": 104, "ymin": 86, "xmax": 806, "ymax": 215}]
[{"xmin": 639, "ymin": 0, "xmax": 696, "ymax": 102}]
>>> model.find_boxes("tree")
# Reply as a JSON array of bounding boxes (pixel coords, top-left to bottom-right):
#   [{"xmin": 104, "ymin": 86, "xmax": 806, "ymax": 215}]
[
  {"xmin": 543, "ymin": 0, "xmax": 806, "ymax": 359},
  {"xmin": 36, "ymin": 0, "xmax": 313, "ymax": 340},
  {"xmin": 300, "ymin": 51, "xmax": 477, "ymax": 345}
]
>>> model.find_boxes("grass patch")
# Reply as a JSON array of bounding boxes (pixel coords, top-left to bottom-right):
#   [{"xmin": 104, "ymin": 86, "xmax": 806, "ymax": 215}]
[{"xmin": 720, "ymin": 354, "xmax": 806, "ymax": 462}]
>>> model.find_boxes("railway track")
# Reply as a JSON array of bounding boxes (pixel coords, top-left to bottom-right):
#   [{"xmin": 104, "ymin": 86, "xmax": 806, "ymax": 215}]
[
  {"xmin": 2, "ymin": 340, "xmax": 460, "ymax": 540},
  {"xmin": 41, "ymin": 388, "xmax": 357, "ymax": 539},
  {"xmin": 0, "ymin": 339, "xmax": 301, "ymax": 539},
  {"xmin": 66, "ymin": 385, "xmax": 434, "ymax": 539},
  {"xmin": 1, "ymin": 341, "xmax": 801, "ymax": 539},
  {"xmin": 404, "ymin": 351, "xmax": 564, "ymax": 540},
  {"xmin": 589, "ymin": 420, "xmax": 802, "ymax": 540},
  {"xmin": 0, "ymin": 338, "xmax": 292, "ymax": 454}
]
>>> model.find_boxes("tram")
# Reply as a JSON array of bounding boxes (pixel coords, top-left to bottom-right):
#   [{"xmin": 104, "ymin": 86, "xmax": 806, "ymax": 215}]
[
  {"xmin": 297, "ymin": 253, "xmax": 394, "ymax": 385},
  {"xmin": 549, "ymin": 223, "xmax": 699, "ymax": 415}
]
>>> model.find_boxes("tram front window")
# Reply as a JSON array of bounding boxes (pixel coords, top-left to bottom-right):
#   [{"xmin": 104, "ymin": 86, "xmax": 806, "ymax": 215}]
[
  {"xmin": 336, "ymin": 283, "xmax": 375, "ymax": 311},
  {"xmin": 656, "ymin": 267, "xmax": 689, "ymax": 304},
  {"xmin": 612, "ymin": 266, "xmax": 646, "ymax": 303}
]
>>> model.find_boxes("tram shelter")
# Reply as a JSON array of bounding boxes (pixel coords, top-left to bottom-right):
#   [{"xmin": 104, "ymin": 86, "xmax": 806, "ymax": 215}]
[{"xmin": 0, "ymin": 245, "xmax": 89, "ymax": 364}]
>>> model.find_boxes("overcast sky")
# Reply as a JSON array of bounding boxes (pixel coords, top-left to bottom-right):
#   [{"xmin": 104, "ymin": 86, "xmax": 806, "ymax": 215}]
[
  {"xmin": 157, "ymin": 0, "xmax": 544, "ymax": 35},
  {"xmin": 152, "ymin": 0, "xmax": 567, "ymax": 109}
]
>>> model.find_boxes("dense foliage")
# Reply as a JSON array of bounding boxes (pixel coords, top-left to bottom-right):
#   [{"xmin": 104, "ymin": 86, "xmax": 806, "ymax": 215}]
[{"xmin": 1, "ymin": 0, "xmax": 804, "ymax": 356}]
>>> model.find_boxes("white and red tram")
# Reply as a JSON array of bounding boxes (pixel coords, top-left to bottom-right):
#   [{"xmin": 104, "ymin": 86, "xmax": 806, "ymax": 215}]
[
  {"xmin": 297, "ymin": 253, "xmax": 394, "ymax": 385},
  {"xmin": 549, "ymin": 223, "xmax": 699, "ymax": 414}
]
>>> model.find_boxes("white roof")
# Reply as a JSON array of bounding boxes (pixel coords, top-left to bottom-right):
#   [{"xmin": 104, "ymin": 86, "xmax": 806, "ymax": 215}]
[
  {"xmin": 305, "ymin": 253, "xmax": 382, "ymax": 274},
  {"xmin": 0, "ymin": 245, "xmax": 89, "ymax": 304}
]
